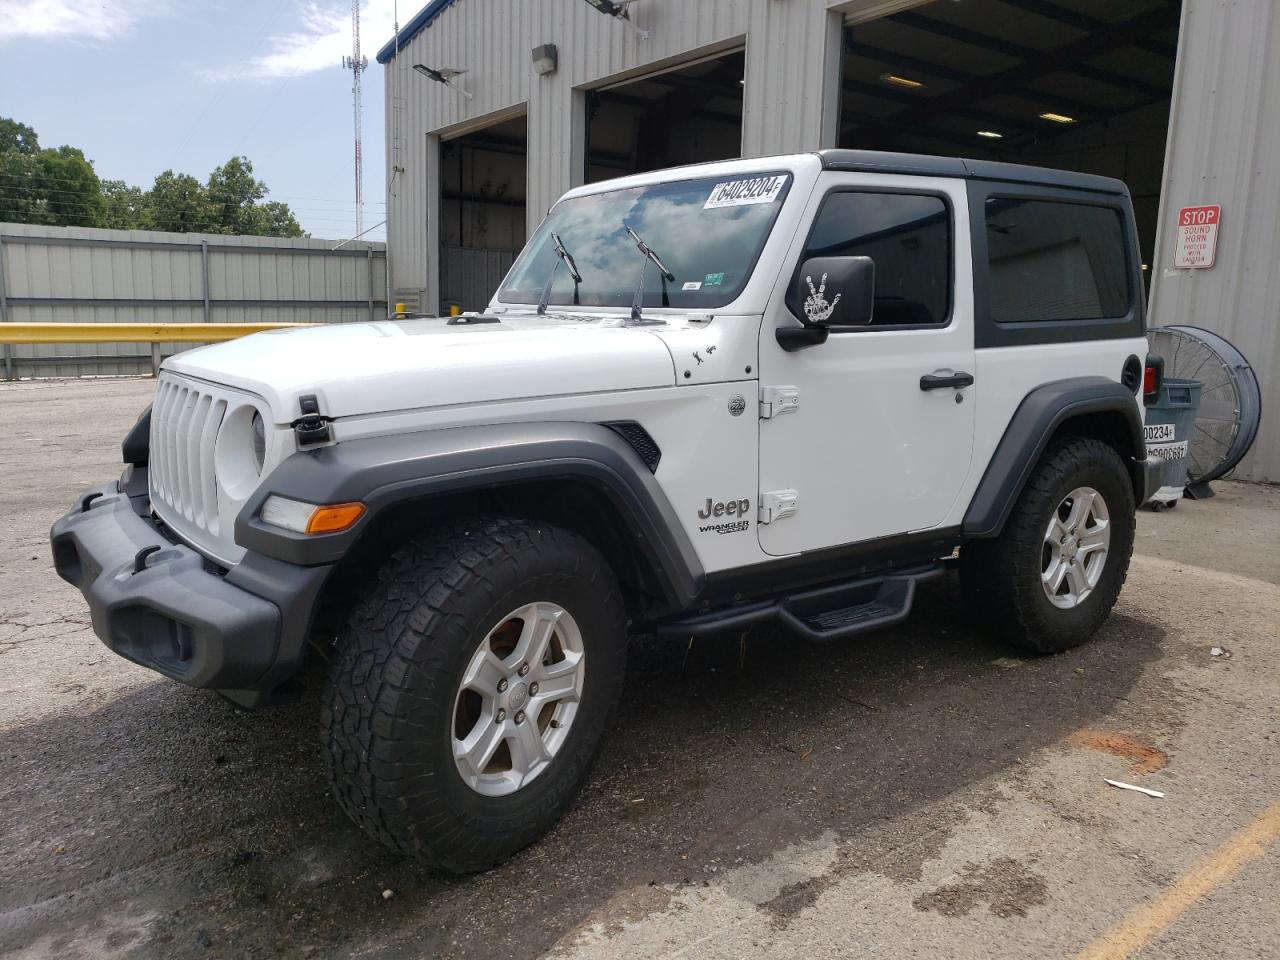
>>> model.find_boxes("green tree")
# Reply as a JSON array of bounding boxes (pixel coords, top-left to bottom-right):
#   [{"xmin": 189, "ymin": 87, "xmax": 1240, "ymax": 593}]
[
  {"xmin": 101, "ymin": 179, "xmax": 147, "ymax": 230},
  {"xmin": 145, "ymin": 171, "xmax": 210, "ymax": 233},
  {"xmin": 250, "ymin": 199, "xmax": 304, "ymax": 238},
  {"xmin": 0, "ymin": 117, "xmax": 305, "ymax": 236},
  {"xmin": 203, "ymin": 156, "xmax": 303, "ymax": 237},
  {"xmin": 35, "ymin": 146, "xmax": 105, "ymax": 227},
  {"xmin": 0, "ymin": 117, "xmax": 103, "ymax": 227},
  {"xmin": 0, "ymin": 118, "xmax": 39, "ymax": 154},
  {"xmin": 0, "ymin": 149, "xmax": 40, "ymax": 223},
  {"xmin": 206, "ymin": 155, "xmax": 267, "ymax": 234}
]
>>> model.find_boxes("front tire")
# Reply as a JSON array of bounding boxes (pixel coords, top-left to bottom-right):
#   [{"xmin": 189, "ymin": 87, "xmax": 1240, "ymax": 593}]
[
  {"xmin": 961, "ymin": 437, "xmax": 1135, "ymax": 654},
  {"xmin": 321, "ymin": 516, "xmax": 626, "ymax": 873}
]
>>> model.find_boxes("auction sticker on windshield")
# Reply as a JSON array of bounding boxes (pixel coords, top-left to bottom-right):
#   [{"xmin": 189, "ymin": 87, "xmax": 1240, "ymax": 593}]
[{"xmin": 704, "ymin": 175, "xmax": 787, "ymax": 210}]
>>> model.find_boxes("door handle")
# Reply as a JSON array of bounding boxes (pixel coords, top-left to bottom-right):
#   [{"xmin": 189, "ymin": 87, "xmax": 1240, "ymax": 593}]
[{"xmin": 920, "ymin": 370, "xmax": 975, "ymax": 391}]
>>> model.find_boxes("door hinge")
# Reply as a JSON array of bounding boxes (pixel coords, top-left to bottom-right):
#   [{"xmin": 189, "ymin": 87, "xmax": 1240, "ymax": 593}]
[
  {"xmin": 292, "ymin": 394, "xmax": 332, "ymax": 446},
  {"xmin": 759, "ymin": 385, "xmax": 799, "ymax": 420},
  {"xmin": 759, "ymin": 489, "xmax": 799, "ymax": 525}
]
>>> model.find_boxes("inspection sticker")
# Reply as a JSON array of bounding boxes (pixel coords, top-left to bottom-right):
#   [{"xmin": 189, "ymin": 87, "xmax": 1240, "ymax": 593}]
[
  {"xmin": 703, "ymin": 175, "xmax": 786, "ymax": 209},
  {"xmin": 1145, "ymin": 423, "xmax": 1175, "ymax": 443},
  {"xmin": 1147, "ymin": 440, "xmax": 1188, "ymax": 461}
]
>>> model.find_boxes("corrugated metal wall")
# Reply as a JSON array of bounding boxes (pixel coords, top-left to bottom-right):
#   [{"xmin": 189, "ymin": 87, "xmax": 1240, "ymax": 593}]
[
  {"xmin": 385, "ymin": 0, "xmax": 1276, "ymax": 479},
  {"xmin": 1148, "ymin": 0, "xmax": 1280, "ymax": 482},
  {"xmin": 383, "ymin": 0, "xmax": 918, "ymax": 309},
  {"xmin": 0, "ymin": 223, "xmax": 387, "ymax": 379}
]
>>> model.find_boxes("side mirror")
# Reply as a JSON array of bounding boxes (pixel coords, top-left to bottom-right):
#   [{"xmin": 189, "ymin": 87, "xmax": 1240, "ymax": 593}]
[
  {"xmin": 778, "ymin": 255, "xmax": 875, "ymax": 352},
  {"xmin": 794, "ymin": 256, "xmax": 875, "ymax": 327}
]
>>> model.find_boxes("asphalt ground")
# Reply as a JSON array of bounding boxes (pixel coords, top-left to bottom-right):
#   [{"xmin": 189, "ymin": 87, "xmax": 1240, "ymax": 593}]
[{"xmin": 1, "ymin": 376, "xmax": 1277, "ymax": 960}]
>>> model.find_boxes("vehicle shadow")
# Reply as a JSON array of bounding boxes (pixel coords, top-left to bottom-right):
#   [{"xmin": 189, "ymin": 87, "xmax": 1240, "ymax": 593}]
[{"xmin": 0, "ymin": 575, "xmax": 1165, "ymax": 960}]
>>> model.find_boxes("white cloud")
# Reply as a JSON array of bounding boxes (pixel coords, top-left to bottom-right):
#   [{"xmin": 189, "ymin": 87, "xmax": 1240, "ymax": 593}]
[
  {"xmin": 199, "ymin": 0, "xmax": 400, "ymax": 82},
  {"xmin": 0, "ymin": 0, "xmax": 170, "ymax": 43}
]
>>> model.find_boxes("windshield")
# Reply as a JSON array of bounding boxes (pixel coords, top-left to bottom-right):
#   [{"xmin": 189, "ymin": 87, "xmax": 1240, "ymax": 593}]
[{"xmin": 499, "ymin": 172, "xmax": 793, "ymax": 310}]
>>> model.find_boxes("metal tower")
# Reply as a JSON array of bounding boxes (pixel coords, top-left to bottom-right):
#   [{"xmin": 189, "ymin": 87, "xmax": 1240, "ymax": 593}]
[{"xmin": 342, "ymin": 0, "xmax": 368, "ymax": 237}]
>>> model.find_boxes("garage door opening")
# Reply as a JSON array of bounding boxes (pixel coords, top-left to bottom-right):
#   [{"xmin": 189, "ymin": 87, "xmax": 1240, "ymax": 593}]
[
  {"xmin": 439, "ymin": 114, "xmax": 528, "ymax": 314},
  {"xmin": 586, "ymin": 49, "xmax": 745, "ymax": 183},
  {"xmin": 839, "ymin": 0, "xmax": 1181, "ymax": 276}
]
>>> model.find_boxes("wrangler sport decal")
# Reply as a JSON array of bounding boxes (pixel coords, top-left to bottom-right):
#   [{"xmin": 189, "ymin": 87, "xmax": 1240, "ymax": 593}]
[{"xmin": 697, "ymin": 497, "xmax": 752, "ymax": 535}]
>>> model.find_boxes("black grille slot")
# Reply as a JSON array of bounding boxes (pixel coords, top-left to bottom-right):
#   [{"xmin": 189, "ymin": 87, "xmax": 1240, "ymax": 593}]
[{"xmin": 602, "ymin": 421, "xmax": 661, "ymax": 472}]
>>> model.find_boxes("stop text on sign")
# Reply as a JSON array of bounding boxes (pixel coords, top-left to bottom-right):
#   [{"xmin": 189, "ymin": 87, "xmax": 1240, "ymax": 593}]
[{"xmin": 1173, "ymin": 204, "xmax": 1221, "ymax": 269}]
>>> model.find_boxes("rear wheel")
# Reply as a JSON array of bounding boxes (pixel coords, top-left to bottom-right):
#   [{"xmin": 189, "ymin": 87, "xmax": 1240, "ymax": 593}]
[
  {"xmin": 321, "ymin": 516, "xmax": 626, "ymax": 873},
  {"xmin": 961, "ymin": 437, "xmax": 1135, "ymax": 653}
]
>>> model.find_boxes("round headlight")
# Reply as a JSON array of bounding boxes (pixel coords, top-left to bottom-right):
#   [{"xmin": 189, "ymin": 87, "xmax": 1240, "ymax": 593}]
[
  {"xmin": 214, "ymin": 405, "xmax": 268, "ymax": 500},
  {"xmin": 251, "ymin": 411, "xmax": 266, "ymax": 472}
]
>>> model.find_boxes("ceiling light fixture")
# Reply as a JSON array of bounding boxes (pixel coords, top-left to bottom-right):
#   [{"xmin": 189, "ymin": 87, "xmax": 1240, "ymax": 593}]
[
  {"xmin": 412, "ymin": 64, "xmax": 473, "ymax": 100},
  {"xmin": 581, "ymin": 0, "xmax": 648, "ymax": 39},
  {"xmin": 976, "ymin": 130, "xmax": 1004, "ymax": 139},
  {"xmin": 1039, "ymin": 112, "xmax": 1076, "ymax": 124},
  {"xmin": 880, "ymin": 72, "xmax": 925, "ymax": 90}
]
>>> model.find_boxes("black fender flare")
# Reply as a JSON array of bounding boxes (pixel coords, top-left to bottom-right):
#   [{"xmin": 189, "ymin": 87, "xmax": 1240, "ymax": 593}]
[
  {"xmin": 962, "ymin": 377, "xmax": 1146, "ymax": 538},
  {"xmin": 235, "ymin": 421, "xmax": 705, "ymax": 610},
  {"xmin": 122, "ymin": 404, "xmax": 152, "ymax": 466}
]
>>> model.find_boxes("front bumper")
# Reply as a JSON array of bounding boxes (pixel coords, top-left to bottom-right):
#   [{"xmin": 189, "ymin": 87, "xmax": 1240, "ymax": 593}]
[{"xmin": 50, "ymin": 472, "xmax": 330, "ymax": 707}]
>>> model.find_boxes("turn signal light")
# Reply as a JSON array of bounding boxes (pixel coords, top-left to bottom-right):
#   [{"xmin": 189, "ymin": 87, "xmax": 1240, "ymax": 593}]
[
  {"xmin": 306, "ymin": 503, "xmax": 366, "ymax": 534},
  {"xmin": 261, "ymin": 495, "xmax": 365, "ymax": 535}
]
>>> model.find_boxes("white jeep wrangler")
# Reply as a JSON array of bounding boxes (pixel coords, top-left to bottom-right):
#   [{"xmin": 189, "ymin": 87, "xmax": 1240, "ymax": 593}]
[{"xmin": 52, "ymin": 150, "xmax": 1162, "ymax": 872}]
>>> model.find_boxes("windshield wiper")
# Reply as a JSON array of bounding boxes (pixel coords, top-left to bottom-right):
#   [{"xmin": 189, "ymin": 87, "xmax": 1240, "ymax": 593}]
[
  {"xmin": 624, "ymin": 223, "xmax": 674, "ymax": 322},
  {"xmin": 536, "ymin": 232, "xmax": 583, "ymax": 315}
]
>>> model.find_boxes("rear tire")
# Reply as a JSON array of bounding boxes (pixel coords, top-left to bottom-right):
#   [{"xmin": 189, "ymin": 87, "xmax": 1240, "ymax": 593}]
[
  {"xmin": 320, "ymin": 516, "xmax": 626, "ymax": 873},
  {"xmin": 961, "ymin": 437, "xmax": 1135, "ymax": 654}
]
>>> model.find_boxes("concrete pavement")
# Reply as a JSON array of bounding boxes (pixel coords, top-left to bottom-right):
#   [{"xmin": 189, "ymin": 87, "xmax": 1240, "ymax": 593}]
[{"xmin": 1, "ymin": 376, "xmax": 1276, "ymax": 960}]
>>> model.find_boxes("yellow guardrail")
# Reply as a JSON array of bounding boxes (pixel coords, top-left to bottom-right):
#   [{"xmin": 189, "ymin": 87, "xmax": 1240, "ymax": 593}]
[{"xmin": 0, "ymin": 322, "xmax": 312, "ymax": 345}]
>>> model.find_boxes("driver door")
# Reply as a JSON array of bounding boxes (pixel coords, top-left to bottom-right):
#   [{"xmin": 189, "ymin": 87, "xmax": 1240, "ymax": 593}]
[{"xmin": 757, "ymin": 175, "xmax": 976, "ymax": 557}]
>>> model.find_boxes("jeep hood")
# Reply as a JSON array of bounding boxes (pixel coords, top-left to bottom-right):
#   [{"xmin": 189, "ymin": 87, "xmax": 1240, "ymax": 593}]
[{"xmin": 164, "ymin": 317, "xmax": 678, "ymax": 420}]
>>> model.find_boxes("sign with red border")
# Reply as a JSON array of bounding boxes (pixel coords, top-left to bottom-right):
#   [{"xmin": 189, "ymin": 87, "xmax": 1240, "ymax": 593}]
[{"xmin": 1173, "ymin": 204, "xmax": 1221, "ymax": 269}]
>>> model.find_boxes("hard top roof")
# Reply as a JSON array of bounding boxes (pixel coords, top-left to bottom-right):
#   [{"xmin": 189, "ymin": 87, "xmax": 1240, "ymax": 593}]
[{"xmin": 817, "ymin": 150, "xmax": 1128, "ymax": 195}]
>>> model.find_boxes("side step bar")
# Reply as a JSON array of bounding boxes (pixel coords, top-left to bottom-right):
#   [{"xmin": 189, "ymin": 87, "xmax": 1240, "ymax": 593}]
[{"xmin": 657, "ymin": 563, "xmax": 944, "ymax": 643}]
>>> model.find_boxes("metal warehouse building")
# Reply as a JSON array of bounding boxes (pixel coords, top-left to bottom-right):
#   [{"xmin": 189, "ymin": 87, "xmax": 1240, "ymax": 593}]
[{"xmin": 378, "ymin": 0, "xmax": 1278, "ymax": 482}]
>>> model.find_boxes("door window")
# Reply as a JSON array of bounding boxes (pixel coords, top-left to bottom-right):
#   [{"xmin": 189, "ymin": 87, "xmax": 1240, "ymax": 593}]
[{"xmin": 792, "ymin": 191, "xmax": 951, "ymax": 328}]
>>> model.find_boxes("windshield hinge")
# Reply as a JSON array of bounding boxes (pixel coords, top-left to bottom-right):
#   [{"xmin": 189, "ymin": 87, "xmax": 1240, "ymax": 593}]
[
  {"xmin": 292, "ymin": 394, "xmax": 332, "ymax": 447},
  {"xmin": 759, "ymin": 386, "xmax": 799, "ymax": 420},
  {"xmin": 759, "ymin": 489, "xmax": 799, "ymax": 525}
]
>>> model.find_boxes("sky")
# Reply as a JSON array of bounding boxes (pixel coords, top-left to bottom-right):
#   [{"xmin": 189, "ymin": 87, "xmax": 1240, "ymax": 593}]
[{"xmin": 0, "ymin": 0, "xmax": 410, "ymax": 240}]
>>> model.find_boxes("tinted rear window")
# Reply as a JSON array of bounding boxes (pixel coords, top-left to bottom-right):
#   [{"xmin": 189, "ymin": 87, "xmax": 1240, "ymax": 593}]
[{"xmin": 984, "ymin": 198, "xmax": 1130, "ymax": 324}]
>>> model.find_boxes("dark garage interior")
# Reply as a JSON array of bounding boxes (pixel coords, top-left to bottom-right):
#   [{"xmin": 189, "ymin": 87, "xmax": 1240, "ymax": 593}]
[
  {"xmin": 586, "ymin": 49, "xmax": 745, "ymax": 182},
  {"xmin": 438, "ymin": 114, "xmax": 528, "ymax": 313},
  {"xmin": 839, "ymin": 0, "xmax": 1182, "ymax": 273}
]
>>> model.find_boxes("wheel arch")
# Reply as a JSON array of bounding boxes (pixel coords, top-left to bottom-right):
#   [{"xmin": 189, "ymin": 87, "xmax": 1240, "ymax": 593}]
[
  {"xmin": 963, "ymin": 377, "xmax": 1145, "ymax": 539},
  {"xmin": 235, "ymin": 421, "xmax": 705, "ymax": 620}
]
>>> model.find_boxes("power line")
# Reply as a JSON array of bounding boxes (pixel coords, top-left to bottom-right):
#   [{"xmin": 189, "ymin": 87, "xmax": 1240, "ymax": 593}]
[{"xmin": 168, "ymin": 3, "xmax": 294, "ymax": 166}]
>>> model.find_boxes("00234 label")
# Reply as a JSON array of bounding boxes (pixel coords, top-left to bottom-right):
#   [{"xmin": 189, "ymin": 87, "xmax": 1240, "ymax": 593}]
[{"xmin": 1144, "ymin": 423, "xmax": 1175, "ymax": 443}]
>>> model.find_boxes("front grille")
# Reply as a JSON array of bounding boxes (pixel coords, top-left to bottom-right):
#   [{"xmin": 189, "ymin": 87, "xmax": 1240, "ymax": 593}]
[{"xmin": 150, "ymin": 377, "xmax": 227, "ymax": 537}]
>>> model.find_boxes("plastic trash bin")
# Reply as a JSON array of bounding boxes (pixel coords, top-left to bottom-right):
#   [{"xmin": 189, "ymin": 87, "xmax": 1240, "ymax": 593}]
[{"xmin": 1143, "ymin": 377, "xmax": 1203, "ymax": 508}]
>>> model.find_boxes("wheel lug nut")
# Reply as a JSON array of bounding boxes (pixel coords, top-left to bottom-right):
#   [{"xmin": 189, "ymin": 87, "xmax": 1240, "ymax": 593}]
[
  {"xmin": 529, "ymin": 682, "xmax": 539, "ymax": 695},
  {"xmin": 496, "ymin": 708, "xmax": 506, "ymax": 723},
  {"xmin": 497, "ymin": 678, "xmax": 508, "ymax": 693},
  {"xmin": 514, "ymin": 711, "xmax": 526, "ymax": 725},
  {"xmin": 518, "ymin": 663, "xmax": 530, "ymax": 677}
]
